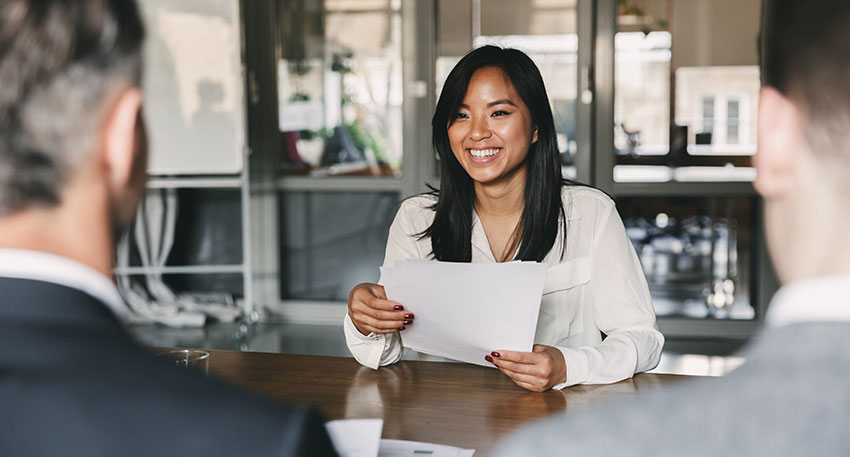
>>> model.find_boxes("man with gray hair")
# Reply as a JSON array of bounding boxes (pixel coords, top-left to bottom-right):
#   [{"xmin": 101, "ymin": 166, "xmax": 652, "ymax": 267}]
[
  {"xmin": 0, "ymin": 1, "xmax": 337, "ymax": 456},
  {"xmin": 495, "ymin": 0, "xmax": 850, "ymax": 454}
]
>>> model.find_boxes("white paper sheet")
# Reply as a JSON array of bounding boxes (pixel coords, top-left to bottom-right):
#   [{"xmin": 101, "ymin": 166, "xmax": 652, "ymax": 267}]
[
  {"xmin": 381, "ymin": 260, "xmax": 548, "ymax": 367},
  {"xmin": 326, "ymin": 418, "xmax": 383, "ymax": 457},
  {"xmin": 326, "ymin": 420, "xmax": 475, "ymax": 457},
  {"xmin": 378, "ymin": 439, "xmax": 475, "ymax": 457}
]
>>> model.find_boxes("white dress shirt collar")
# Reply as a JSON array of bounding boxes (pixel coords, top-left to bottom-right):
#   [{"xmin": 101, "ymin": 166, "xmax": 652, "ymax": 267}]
[
  {"xmin": 469, "ymin": 189, "xmax": 583, "ymax": 263},
  {"xmin": 0, "ymin": 248, "xmax": 129, "ymax": 321},
  {"xmin": 766, "ymin": 275, "xmax": 850, "ymax": 328}
]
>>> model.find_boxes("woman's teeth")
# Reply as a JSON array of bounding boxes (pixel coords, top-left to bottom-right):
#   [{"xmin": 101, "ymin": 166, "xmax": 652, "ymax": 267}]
[{"xmin": 469, "ymin": 148, "xmax": 500, "ymax": 158}]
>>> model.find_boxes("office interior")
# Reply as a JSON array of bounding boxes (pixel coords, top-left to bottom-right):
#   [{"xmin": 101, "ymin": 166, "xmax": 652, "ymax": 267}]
[{"xmin": 127, "ymin": 0, "xmax": 772, "ymax": 377}]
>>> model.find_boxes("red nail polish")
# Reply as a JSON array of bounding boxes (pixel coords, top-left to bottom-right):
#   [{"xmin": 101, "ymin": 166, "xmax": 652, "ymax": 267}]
[
  {"xmin": 394, "ymin": 305, "xmax": 404, "ymax": 310},
  {"xmin": 485, "ymin": 355, "xmax": 493, "ymax": 363},
  {"xmin": 403, "ymin": 320, "xmax": 411, "ymax": 325},
  {"xmin": 491, "ymin": 351, "xmax": 500, "ymax": 358},
  {"xmin": 399, "ymin": 326, "xmax": 406, "ymax": 331},
  {"xmin": 404, "ymin": 313, "xmax": 414, "ymax": 319}
]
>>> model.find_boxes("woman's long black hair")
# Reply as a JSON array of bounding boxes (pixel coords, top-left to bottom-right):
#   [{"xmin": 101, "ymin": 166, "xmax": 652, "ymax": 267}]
[{"xmin": 422, "ymin": 45, "xmax": 569, "ymax": 262}]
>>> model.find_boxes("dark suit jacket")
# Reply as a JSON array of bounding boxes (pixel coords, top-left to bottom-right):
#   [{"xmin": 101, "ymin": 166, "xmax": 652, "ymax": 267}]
[
  {"xmin": 495, "ymin": 322, "xmax": 850, "ymax": 456},
  {"xmin": 0, "ymin": 278, "xmax": 339, "ymax": 457}
]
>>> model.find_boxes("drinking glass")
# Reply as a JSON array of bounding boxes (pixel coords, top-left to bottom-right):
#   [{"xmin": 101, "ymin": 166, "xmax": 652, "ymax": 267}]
[{"xmin": 156, "ymin": 349, "xmax": 210, "ymax": 376}]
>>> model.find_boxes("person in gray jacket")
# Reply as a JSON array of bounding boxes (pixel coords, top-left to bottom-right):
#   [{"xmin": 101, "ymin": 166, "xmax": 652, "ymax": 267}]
[{"xmin": 495, "ymin": 0, "xmax": 850, "ymax": 455}]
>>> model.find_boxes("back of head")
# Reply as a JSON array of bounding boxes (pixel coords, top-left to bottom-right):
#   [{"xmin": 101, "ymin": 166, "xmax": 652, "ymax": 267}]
[
  {"xmin": 0, "ymin": 0, "xmax": 144, "ymax": 216},
  {"xmin": 762, "ymin": 0, "xmax": 850, "ymax": 166}
]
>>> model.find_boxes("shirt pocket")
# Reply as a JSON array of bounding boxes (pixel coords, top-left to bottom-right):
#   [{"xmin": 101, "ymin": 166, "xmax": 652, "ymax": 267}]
[
  {"xmin": 536, "ymin": 258, "xmax": 593, "ymax": 344},
  {"xmin": 543, "ymin": 258, "xmax": 592, "ymax": 295}
]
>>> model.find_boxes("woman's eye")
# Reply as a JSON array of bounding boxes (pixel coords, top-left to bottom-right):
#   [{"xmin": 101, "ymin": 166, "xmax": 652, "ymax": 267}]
[
  {"xmin": 492, "ymin": 110, "xmax": 510, "ymax": 117},
  {"xmin": 454, "ymin": 112, "xmax": 469, "ymax": 120}
]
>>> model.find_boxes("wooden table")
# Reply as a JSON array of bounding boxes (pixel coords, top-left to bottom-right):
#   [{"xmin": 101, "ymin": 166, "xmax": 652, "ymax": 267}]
[{"xmin": 206, "ymin": 349, "xmax": 692, "ymax": 456}]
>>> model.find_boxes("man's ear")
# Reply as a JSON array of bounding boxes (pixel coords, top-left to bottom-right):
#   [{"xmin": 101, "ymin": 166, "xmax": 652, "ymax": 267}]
[
  {"xmin": 101, "ymin": 88, "xmax": 144, "ymax": 192},
  {"xmin": 754, "ymin": 86, "xmax": 802, "ymax": 199}
]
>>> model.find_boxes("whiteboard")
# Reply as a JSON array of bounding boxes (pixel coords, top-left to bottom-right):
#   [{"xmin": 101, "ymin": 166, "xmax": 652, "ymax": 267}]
[{"xmin": 140, "ymin": 0, "xmax": 245, "ymax": 175}]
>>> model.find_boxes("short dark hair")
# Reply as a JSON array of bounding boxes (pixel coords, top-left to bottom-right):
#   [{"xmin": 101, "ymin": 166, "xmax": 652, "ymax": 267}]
[
  {"xmin": 424, "ymin": 45, "xmax": 568, "ymax": 262},
  {"xmin": 762, "ymin": 0, "xmax": 850, "ymax": 159},
  {"xmin": 0, "ymin": 0, "xmax": 145, "ymax": 215}
]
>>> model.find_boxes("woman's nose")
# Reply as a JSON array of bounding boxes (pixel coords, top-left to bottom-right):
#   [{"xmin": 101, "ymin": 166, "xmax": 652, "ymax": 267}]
[{"xmin": 468, "ymin": 115, "xmax": 491, "ymax": 140}]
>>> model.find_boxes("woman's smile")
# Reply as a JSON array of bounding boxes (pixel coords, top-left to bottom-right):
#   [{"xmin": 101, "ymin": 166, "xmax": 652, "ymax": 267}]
[{"xmin": 467, "ymin": 147, "xmax": 502, "ymax": 161}]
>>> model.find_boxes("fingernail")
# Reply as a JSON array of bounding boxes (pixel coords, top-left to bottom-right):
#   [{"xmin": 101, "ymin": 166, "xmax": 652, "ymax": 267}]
[
  {"xmin": 491, "ymin": 351, "xmax": 501, "ymax": 358},
  {"xmin": 404, "ymin": 313, "xmax": 414, "ymax": 319},
  {"xmin": 485, "ymin": 355, "xmax": 493, "ymax": 363},
  {"xmin": 399, "ymin": 326, "xmax": 406, "ymax": 331},
  {"xmin": 403, "ymin": 320, "xmax": 411, "ymax": 325},
  {"xmin": 394, "ymin": 305, "xmax": 404, "ymax": 310}
]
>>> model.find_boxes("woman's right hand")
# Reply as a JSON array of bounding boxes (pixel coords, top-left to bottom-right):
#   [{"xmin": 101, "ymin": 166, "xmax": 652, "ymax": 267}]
[{"xmin": 348, "ymin": 282, "xmax": 413, "ymax": 336}]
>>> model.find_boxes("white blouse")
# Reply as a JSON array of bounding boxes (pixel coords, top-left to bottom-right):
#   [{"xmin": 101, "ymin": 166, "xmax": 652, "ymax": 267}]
[{"xmin": 344, "ymin": 185, "xmax": 664, "ymax": 389}]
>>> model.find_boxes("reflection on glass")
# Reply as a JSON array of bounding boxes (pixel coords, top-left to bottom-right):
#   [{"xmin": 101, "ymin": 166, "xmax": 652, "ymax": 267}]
[
  {"xmin": 614, "ymin": 0, "xmax": 761, "ymax": 182},
  {"xmin": 726, "ymin": 98, "xmax": 740, "ymax": 144},
  {"xmin": 435, "ymin": 0, "xmax": 578, "ymax": 175},
  {"xmin": 676, "ymin": 66, "xmax": 758, "ymax": 156},
  {"xmin": 615, "ymin": 31, "xmax": 671, "ymax": 156},
  {"xmin": 618, "ymin": 197, "xmax": 755, "ymax": 320},
  {"xmin": 277, "ymin": 0, "xmax": 403, "ymax": 177},
  {"xmin": 281, "ymin": 191, "xmax": 400, "ymax": 301},
  {"xmin": 139, "ymin": 0, "xmax": 245, "ymax": 174}
]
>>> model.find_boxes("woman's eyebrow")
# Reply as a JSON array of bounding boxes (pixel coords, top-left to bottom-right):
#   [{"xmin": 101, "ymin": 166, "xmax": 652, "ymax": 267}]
[
  {"xmin": 487, "ymin": 99, "xmax": 517, "ymax": 108},
  {"xmin": 456, "ymin": 99, "xmax": 517, "ymax": 109}
]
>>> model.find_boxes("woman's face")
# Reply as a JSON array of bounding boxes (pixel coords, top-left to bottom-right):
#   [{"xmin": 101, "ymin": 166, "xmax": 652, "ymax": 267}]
[{"xmin": 448, "ymin": 66, "xmax": 537, "ymax": 187}]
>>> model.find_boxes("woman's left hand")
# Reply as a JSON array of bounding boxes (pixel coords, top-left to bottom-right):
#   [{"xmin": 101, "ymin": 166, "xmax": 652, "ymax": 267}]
[{"xmin": 486, "ymin": 344, "xmax": 567, "ymax": 392}]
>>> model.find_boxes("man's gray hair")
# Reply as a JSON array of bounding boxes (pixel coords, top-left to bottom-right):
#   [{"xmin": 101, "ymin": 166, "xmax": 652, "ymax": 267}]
[{"xmin": 0, "ymin": 0, "xmax": 145, "ymax": 216}]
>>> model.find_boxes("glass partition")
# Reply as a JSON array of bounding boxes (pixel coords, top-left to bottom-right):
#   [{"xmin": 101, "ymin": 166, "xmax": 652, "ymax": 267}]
[
  {"xmin": 276, "ymin": 0, "xmax": 403, "ymax": 177},
  {"xmin": 281, "ymin": 191, "xmax": 400, "ymax": 300},
  {"xmin": 618, "ymin": 196, "xmax": 756, "ymax": 320},
  {"xmin": 613, "ymin": 0, "xmax": 761, "ymax": 183}
]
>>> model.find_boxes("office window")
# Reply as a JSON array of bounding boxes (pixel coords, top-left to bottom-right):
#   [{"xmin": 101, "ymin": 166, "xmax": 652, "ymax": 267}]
[
  {"xmin": 701, "ymin": 96, "xmax": 714, "ymax": 137},
  {"xmin": 614, "ymin": 0, "xmax": 760, "ymax": 183},
  {"xmin": 277, "ymin": 0, "xmax": 403, "ymax": 177},
  {"xmin": 677, "ymin": 68, "xmax": 757, "ymax": 154},
  {"xmin": 273, "ymin": 0, "xmax": 412, "ymax": 306},
  {"xmin": 727, "ymin": 98, "xmax": 740, "ymax": 144},
  {"xmin": 614, "ymin": 31, "xmax": 671, "ymax": 157}
]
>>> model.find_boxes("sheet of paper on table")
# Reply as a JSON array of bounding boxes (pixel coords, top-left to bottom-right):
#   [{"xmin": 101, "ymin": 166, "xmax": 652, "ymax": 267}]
[
  {"xmin": 379, "ymin": 439, "xmax": 474, "ymax": 457},
  {"xmin": 381, "ymin": 260, "xmax": 548, "ymax": 367},
  {"xmin": 326, "ymin": 418, "xmax": 383, "ymax": 457},
  {"xmin": 326, "ymin": 419, "xmax": 474, "ymax": 457}
]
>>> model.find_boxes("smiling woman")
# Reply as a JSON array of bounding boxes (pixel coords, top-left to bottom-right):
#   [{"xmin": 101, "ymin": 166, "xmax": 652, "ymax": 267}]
[
  {"xmin": 343, "ymin": 46, "xmax": 664, "ymax": 392},
  {"xmin": 428, "ymin": 46, "xmax": 564, "ymax": 265}
]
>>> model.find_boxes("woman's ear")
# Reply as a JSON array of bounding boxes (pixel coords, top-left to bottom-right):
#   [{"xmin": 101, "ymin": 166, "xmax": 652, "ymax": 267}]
[
  {"xmin": 531, "ymin": 127, "xmax": 538, "ymax": 144},
  {"xmin": 754, "ymin": 87, "xmax": 802, "ymax": 200}
]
